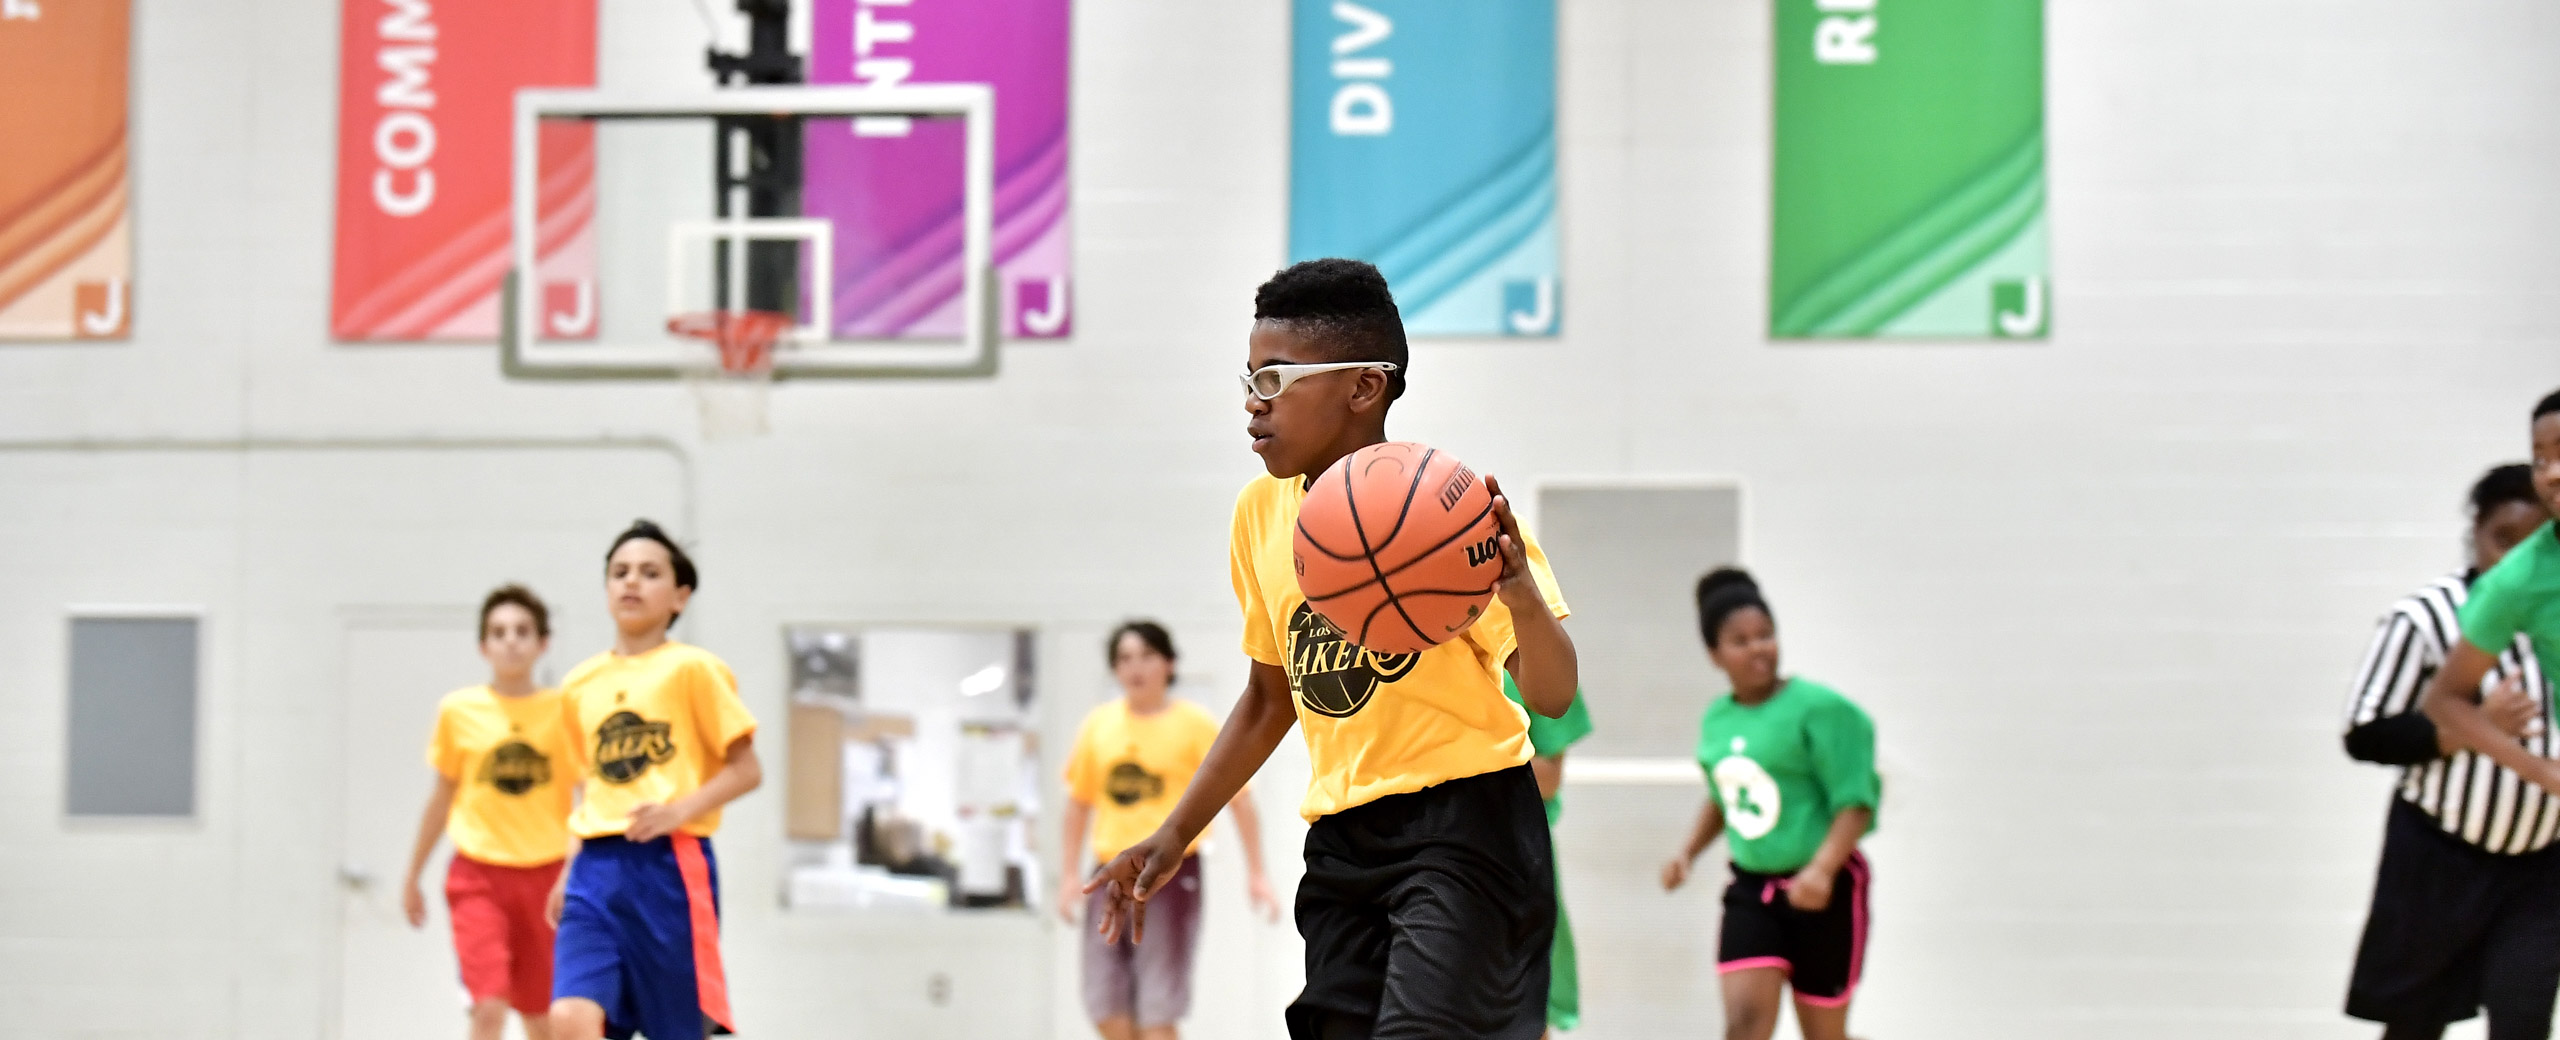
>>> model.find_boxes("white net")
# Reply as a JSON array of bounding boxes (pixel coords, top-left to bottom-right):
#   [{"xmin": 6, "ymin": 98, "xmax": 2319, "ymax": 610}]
[
  {"xmin": 669, "ymin": 309, "xmax": 786, "ymax": 438},
  {"xmin": 687, "ymin": 369, "xmax": 773, "ymax": 439}
]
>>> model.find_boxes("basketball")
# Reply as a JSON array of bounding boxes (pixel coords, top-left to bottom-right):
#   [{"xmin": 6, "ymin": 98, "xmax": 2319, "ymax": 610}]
[{"xmin": 1293, "ymin": 442, "xmax": 1505, "ymax": 654}]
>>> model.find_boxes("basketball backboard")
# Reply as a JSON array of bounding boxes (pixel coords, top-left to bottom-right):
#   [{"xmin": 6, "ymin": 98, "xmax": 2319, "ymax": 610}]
[{"xmin": 499, "ymin": 83, "xmax": 997, "ymax": 380}]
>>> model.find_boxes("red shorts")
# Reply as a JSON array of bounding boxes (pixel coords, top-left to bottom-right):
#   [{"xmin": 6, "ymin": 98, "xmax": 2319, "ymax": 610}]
[{"xmin": 445, "ymin": 854, "xmax": 563, "ymax": 1015}]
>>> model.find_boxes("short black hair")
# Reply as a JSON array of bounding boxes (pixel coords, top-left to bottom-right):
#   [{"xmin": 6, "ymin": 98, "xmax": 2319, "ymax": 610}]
[
  {"xmin": 1106, "ymin": 619, "xmax": 1179, "ymax": 684},
  {"xmin": 607, "ymin": 519, "xmax": 698, "ymax": 623},
  {"xmin": 1694, "ymin": 567, "xmax": 1770, "ymax": 649},
  {"xmin": 1253, "ymin": 258, "xmax": 1409, "ymax": 400},
  {"xmin": 2472, "ymin": 463, "xmax": 2543, "ymax": 525},
  {"xmin": 2536, "ymin": 388, "xmax": 2560, "ymax": 421},
  {"xmin": 479, "ymin": 584, "xmax": 551, "ymax": 639}
]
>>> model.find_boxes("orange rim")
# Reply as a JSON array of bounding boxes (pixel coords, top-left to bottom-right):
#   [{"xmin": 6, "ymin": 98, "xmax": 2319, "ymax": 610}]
[{"xmin": 666, "ymin": 310, "xmax": 792, "ymax": 373}]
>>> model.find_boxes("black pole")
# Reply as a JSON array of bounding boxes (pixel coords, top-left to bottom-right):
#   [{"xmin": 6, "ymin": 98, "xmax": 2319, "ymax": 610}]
[{"xmin": 709, "ymin": 0, "xmax": 804, "ymax": 319}]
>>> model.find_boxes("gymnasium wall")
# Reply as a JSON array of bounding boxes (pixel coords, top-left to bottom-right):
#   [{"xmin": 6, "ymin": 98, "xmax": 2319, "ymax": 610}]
[{"xmin": 2, "ymin": 1, "xmax": 2556, "ymax": 1038}]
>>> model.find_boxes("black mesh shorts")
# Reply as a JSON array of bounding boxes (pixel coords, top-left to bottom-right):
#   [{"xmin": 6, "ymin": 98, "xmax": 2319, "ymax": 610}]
[
  {"xmin": 2347, "ymin": 799, "xmax": 2560, "ymax": 1035},
  {"xmin": 1284, "ymin": 765, "xmax": 1554, "ymax": 1040}
]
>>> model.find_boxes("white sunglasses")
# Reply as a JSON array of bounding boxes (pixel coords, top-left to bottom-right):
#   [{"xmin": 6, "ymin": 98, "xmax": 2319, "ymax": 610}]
[{"xmin": 1240, "ymin": 361, "xmax": 1399, "ymax": 401}]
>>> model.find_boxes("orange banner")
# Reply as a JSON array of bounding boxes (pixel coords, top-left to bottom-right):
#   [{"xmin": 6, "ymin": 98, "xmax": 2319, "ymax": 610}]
[
  {"xmin": 330, "ymin": 0, "xmax": 595, "ymax": 341},
  {"xmin": 0, "ymin": 0, "xmax": 132, "ymax": 340}
]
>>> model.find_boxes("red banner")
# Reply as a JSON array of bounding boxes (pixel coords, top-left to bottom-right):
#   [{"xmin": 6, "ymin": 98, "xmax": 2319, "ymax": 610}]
[{"xmin": 330, "ymin": 0, "xmax": 595, "ymax": 341}]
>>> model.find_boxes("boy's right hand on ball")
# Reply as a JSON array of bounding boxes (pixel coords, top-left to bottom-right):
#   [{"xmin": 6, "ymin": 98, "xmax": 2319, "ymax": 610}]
[{"xmin": 1086, "ymin": 828, "xmax": 1188, "ymax": 944}]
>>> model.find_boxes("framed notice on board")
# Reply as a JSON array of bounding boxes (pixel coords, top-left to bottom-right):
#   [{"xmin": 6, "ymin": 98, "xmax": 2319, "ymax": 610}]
[
  {"xmin": 1770, "ymin": 0, "xmax": 2048, "ymax": 340},
  {"xmin": 0, "ymin": 0, "xmax": 132, "ymax": 340},
  {"xmin": 1290, "ymin": 0, "xmax": 1560, "ymax": 337}
]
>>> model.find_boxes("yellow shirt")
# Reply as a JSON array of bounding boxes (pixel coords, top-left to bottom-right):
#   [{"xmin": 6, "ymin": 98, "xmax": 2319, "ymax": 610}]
[
  {"xmin": 559, "ymin": 642, "xmax": 759, "ymax": 840},
  {"xmin": 1230, "ymin": 473, "xmax": 1569, "ymax": 820},
  {"xmin": 426, "ymin": 686, "xmax": 573, "ymax": 867},
  {"xmin": 1063, "ymin": 698, "xmax": 1221, "ymax": 863}
]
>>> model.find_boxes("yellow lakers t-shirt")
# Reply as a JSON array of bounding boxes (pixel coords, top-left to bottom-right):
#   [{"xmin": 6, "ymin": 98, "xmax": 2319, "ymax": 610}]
[
  {"xmin": 558, "ymin": 642, "xmax": 759, "ymax": 840},
  {"xmin": 426, "ymin": 686, "xmax": 573, "ymax": 867},
  {"xmin": 1063, "ymin": 698, "xmax": 1222, "ymax": 862},
  {"xmin": 1230, "ymin": 473, "xmax": 1570, "ymax": 820}
]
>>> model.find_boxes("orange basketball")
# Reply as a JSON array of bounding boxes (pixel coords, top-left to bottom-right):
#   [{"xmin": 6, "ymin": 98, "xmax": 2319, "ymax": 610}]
[{"xmin": 1293, "ymin": 442, "xmax": 1504, "ymax": 654}]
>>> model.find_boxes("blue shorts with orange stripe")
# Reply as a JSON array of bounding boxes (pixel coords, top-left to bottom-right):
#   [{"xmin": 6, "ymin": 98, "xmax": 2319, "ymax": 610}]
[{"xmin": 554, "ymin": 834, "xmax": 734, "ymax": 1039}]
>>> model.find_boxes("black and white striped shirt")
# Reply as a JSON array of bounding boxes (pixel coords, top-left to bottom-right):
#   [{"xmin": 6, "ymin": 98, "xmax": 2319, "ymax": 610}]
[{"xmin": 2345, "ymin": 572, "xmax": 2558, "ymax": 855}]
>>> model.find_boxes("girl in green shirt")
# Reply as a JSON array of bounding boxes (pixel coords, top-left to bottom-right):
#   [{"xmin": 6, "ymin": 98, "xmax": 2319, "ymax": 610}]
[{"xmin": 1663, "ymin": 568, "xmax": 1880, "ymax": 1040}]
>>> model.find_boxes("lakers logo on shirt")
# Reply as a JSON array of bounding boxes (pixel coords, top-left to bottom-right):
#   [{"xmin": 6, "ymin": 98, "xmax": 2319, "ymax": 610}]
[
  {"xmin": 478, "ymin": 740, "xmax": 552, "ymax": 795},
  {"xmin": 592, "ymin": 710, "xmax": 677, "ymax": 784},
  {"xmin": 1713, "ymin": 753, "xmax": 1784, "ymax": 840},
  {"xmin": 1105, "ymin": 761, "xmax": 1164, "ymax": 807},
  {"xmin": 1286, "ymin": 602, "xmax": 1419, "ymax": 719}
]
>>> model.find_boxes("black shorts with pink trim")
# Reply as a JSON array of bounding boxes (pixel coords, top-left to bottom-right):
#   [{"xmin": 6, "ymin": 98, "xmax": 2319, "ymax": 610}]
[{"xmin": 1717, "ymin": 852, "xmax": 1871, "ymax": 1006}]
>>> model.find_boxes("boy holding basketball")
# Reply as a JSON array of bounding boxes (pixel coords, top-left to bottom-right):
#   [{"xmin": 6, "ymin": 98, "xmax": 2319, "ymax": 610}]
[{"xmin": 1090, "ymin": 258, "xmax": 1579, "ymax": 1040}]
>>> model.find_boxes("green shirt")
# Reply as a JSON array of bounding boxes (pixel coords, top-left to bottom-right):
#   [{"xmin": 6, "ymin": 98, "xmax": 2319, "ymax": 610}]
[
  {"xmin": 1500, "ymin": 676, "xmax": 1594, "ymax": 822},
  {"xmin": 1500, "ymin": 676, "xmax": 1595, "ymax": 1028},
  {"xmin": 1695, "ymin": 677, "xmax": 1880, "ymax": 875},
  {"xmin": 2464, "ymin": 522, "xmax": 2560, "ymax": 667}
]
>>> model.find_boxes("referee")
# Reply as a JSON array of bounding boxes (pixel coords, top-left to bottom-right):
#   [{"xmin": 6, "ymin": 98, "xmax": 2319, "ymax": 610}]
[{"xmin": 2344, "ymin": 462, "xmax": 2559, "ymax": 1040}]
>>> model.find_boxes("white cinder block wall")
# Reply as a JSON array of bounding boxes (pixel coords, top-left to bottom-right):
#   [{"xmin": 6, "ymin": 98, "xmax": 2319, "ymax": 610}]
[{"xmin": 3, "ymin": 1, "xmax": 2556, "ymax": 1038}]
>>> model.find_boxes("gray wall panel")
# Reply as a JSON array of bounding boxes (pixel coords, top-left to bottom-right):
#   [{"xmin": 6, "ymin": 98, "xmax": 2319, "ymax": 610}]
[{"xmin": 65, "ymin": 617, "xmax": 198, "ymax": 817}]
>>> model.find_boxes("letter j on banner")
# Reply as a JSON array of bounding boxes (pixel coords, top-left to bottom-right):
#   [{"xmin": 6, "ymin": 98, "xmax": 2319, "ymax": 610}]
[
  {"xmin": 1770, "ymin": 0, "xmax": 2048, "ymax": 339},
  {"xmin": 1290, "ymin": 0, "xmax": 1560, "ymax": 338}
]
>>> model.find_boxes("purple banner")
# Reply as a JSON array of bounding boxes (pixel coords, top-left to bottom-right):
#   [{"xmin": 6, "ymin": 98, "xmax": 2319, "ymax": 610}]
[{"xmin": 806, "ymin": 0, "xmax": 1072, "ymax": 339}]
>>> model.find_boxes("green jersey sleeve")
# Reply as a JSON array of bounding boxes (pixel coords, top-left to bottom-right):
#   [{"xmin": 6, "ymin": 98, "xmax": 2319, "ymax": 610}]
[
  {"xmin": 1501, "ymin": 674, "xmax": 1594, "ymax": 757},
  {"xmin": 2463, "ymin": 548, "xmax": 2534, "ymax": 656},
  {"xmin": 1805, "ymin": 694, "xmax": 1882, "ymax": 819}
]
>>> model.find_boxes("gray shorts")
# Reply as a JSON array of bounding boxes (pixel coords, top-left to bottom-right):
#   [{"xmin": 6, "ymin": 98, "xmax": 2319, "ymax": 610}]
[{"xmin": 1082, "ymin": 855, "xmax": 1204, "ymax": 1027}]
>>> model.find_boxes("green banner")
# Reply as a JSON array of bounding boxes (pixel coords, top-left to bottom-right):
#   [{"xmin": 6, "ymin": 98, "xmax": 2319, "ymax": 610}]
[{"xmin": 1770, "ymin": 0, "xmax": 2046, "ymax": 339}]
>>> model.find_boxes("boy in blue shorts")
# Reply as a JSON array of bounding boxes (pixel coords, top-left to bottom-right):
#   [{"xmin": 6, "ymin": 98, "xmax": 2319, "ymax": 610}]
[{"xmin": 546, "ymin": 522, "xmax": 762, "ymax": 1040}]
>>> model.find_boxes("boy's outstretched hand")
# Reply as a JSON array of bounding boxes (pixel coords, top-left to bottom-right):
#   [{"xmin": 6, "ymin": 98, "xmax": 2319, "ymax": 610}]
[{"xmin": 1086, "ymin": 826, "xmax": 1190, "ymax": 944}]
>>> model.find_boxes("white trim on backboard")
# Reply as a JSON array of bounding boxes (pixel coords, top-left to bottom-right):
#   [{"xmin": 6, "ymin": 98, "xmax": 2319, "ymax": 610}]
[
  {"xmin": 665, "ymin": 217, "xmax": 835, "ymax": 342},
  {"xmin": 504, "ymin": 84, "xmax": 998, "ymax": 379}
]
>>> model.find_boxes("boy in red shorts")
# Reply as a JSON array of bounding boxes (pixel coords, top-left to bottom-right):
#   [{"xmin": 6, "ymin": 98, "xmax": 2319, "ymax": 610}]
[{"xmin": 401, "ymin": 585, "xmax": 572, "ymax": 1040}]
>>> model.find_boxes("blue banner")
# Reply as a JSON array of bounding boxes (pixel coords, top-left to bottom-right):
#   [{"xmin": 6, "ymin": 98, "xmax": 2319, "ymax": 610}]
[{"xmin": 1289, "ymin": 0, "xmax": 1559, "ymax": 337}]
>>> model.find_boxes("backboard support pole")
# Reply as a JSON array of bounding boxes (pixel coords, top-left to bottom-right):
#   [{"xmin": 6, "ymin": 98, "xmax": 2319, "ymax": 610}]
[{"xmin": 709, "ymin": 0, "xmax": 804, "ymax": 324}]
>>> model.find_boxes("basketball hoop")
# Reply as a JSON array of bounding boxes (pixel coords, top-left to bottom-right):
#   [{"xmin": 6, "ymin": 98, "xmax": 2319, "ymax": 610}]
[
  {"xmin": 668, "ymin": 309, "xmax": 791, "ymax": 437},
  {"xmin": 668, "ymin": 309, "xmax": 792, "ymax": 375}
]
